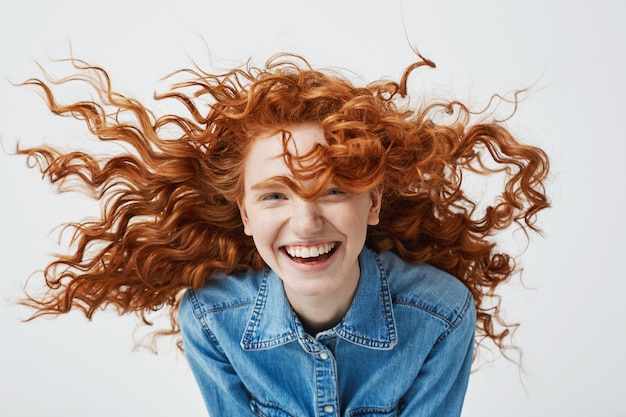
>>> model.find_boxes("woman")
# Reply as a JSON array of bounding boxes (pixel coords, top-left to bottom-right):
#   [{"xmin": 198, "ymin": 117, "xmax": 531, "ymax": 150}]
[{"xmin": 15, "ymin": 53, "xmax": 549, "ymax": 416}]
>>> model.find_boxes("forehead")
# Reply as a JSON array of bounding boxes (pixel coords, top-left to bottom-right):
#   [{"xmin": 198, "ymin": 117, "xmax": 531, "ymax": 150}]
[{"xmin": 243, "ymin": 124, "xmax": 326, "ymax": 183}]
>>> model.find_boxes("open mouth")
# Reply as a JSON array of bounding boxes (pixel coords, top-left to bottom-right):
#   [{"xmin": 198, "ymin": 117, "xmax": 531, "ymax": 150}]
[{"xmin": 282, "ymin": 242, "xmax": 338, "ymax": 264}]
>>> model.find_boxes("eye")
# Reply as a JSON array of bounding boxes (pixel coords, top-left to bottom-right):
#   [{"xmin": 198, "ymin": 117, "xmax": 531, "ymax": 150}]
[
  {"xmin": 322, "ymin": 188, "xmax": 349, "ymax": 201},
  {"xmin": 325, "ymin": 188, "xmax": 345, "ymax": 196},
  {"xmin": 261, "ymin": 193, "xmax": 287, "ymax": 201}
]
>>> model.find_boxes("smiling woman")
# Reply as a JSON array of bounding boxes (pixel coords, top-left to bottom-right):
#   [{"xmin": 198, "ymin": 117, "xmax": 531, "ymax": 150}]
[
  {"xmin": 13, "ymin": 53, "xmax": 549, "ymax": 416},
  {"xmin": 238, "ymin": 124, "xmax": 382, "ymax": 334}
]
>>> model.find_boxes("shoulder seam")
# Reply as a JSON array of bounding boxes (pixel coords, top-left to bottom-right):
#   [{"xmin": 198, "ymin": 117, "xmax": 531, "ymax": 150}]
[
  {"xmin": 186, "ymin": 288, "xmax": 255, "ymax": 317},
  {"xmin": 184, "ymin": 290, "xmax": 220, "ymax": 345},
  {"xmin": 433, "ymin": 290, "xmax": 474, "ymax": 347},
  {"xmin": 394, "ymin": 286, "xmax": 472, "ymax": 327}
]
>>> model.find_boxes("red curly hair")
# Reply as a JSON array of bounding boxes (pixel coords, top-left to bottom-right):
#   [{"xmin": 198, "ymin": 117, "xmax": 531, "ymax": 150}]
[{"xmin": 15, "ymin": 53, "xmax": 549, "ymax": 357}]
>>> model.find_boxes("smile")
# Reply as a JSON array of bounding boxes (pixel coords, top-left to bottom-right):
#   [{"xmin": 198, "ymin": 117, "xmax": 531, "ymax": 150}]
[{"xmin": 283, "ymin": 242, "xmax": 337, "ymax": 261}]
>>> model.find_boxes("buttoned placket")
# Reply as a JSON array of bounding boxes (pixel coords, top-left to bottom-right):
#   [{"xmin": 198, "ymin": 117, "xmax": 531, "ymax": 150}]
[
  {"xmin": 240, "ymin": 249, "xmax": 398, "ymax": 415},
  {"xmin": 303, "ymin": 335, "xmax": 339, "ymax": 416}
]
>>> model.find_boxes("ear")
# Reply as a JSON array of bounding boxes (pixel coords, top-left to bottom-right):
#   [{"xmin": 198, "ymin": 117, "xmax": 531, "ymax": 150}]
[
  {"xmin": 237, "ymin": 200, "xmax": 253, "ymax": 236},
  {"xmin": 367, "ymin": 188, "xmax": 382, "ymax": 226}
]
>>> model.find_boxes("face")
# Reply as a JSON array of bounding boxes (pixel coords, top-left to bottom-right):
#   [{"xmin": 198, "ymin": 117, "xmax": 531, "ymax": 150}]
[{"xmin": 238, "ymin": 124, "xmax": 381, "ymax": 303}]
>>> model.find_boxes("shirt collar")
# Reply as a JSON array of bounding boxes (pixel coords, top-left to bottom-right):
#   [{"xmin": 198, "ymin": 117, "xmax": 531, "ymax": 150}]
[{"xmin": 240, "ymin": 248, "xmax": 397, "ymax": 351}]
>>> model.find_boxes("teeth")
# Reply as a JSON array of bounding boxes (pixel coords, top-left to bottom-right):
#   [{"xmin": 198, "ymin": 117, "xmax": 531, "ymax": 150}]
[{"xmin": 286, "ymin": 243, "xmax": 335, "ymax": 259}]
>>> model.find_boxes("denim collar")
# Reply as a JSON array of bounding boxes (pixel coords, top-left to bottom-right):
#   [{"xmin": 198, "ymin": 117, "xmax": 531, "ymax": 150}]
[{"xmin": 241, "ymin": 248, "xmax": 397, "ymax": 351}]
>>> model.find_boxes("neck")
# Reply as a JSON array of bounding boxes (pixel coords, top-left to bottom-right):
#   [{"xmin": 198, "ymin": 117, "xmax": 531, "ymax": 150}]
[
  {"xmin": 297, "ymin": 301, "xmax": 348, "ymax": 335},
  {"xmin": 285, "ymin": 282, "xmax": 359, "ymax": 336}
]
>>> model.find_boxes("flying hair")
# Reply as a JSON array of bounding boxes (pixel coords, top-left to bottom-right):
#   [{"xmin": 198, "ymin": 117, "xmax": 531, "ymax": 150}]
[{"xmin": 14, "ymin": 52, "xmax": 550, "ymax": 359}]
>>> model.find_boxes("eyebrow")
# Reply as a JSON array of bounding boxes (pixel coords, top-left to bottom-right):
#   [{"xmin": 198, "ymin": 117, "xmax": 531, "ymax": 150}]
[{"xmin": 250, "ymin": 177, "xmax": 292, "ymax": 192}]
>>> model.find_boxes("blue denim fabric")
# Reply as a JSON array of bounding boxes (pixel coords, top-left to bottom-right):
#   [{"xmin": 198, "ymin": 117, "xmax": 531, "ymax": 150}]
[{"xmin": 179, "ymin": 248, "xmax": 476, "ymax": 417}]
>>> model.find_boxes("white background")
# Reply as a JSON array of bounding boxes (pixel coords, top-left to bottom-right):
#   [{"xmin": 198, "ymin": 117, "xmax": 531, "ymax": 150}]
[{"xmin": 1, "ymin": 1, "xmax": 624, "ymax": 416}]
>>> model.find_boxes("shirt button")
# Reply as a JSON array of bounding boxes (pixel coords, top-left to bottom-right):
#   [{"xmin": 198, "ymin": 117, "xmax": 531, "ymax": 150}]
[
  {"xmin": 319, "ymin": 352, "xmax": 329, "ymax": 360},
  {"xmin": 324, "ymin": 405, "xmax": 334, "ymax": 413}
]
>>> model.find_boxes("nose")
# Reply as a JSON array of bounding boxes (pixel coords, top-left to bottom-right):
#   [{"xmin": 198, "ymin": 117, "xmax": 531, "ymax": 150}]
[{"xmin": 290, "ymin": 199, "xmax": 323, "ymax": 236}]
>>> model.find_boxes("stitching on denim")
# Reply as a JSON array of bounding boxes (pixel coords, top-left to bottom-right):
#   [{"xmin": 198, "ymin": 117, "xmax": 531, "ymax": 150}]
[
  {"xmin": 187, "ymin": 278, "xmax": 256, "ymax": 315},
  {"xmin": 243, "ymin": 332, "xmax": 299, "ymax": 350},
  {"xmin": 203, "ymin": 300, "xmax": 255, "ymax": 313},
  {"xmin": 250, "ymin": 395, "xmax": 298, "ymax": 417},
  {"xmin": 241, "ymin": 270, "xmax": 299, "ymax": 350},
  {"xmin": 393, "ymin": 301, "xmax": 456, "ymax": 326},
  {"xmin": 335, "ymin": 332, "xmax": 396, "ymax": 349},
  {"xmin": 432, "ymin": 290, "xmax": 473, "ymax": 347},
  {"xmin": 187, "ymin": 288, "xmax": 204, "ymax": 318},
  {"xmin": 242, "ymin": 269, "xmax": 269, "ymax": 346},
  {"xmin": 347, "ymin": 401, "xmax": 400, "ymax": 416},
  {"xmin": 335, "ymin": 249, "xmax": 398, "ymax": 349},
  {"xmin": 372, "ymin": 249, "xmax": 398, "ymax": 345},
  {"xmin": 186, "ymin": 290, "xmax": 220, "ymax": 345}
]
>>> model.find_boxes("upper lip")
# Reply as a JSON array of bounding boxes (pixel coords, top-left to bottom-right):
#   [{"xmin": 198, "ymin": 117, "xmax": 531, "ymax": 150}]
[{"xmin": 281, "ymin": 240, "xmax": 337, "ymax": 248}]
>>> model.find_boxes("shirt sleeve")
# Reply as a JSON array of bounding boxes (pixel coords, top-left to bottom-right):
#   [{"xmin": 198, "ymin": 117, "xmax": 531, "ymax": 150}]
[
  {"xmin": 401, "ymin": 293, "xmax": 477, "ymax": 417},
  {"xmin": 178, "ymin": 290, "xmax": 257, "ymax": 417}
]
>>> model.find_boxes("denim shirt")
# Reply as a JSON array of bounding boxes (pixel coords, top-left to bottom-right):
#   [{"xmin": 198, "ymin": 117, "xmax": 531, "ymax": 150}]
[{"xmin": 179, "ymin": 248, "xmax": 476, "ymax": 417}]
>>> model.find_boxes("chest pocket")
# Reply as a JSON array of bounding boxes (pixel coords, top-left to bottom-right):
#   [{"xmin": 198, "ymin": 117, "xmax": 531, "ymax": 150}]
[
  {"xmin": 347, "ymin": 401, "xmax": 403, "ymax": 417},
  {"xmin": 250, "ymin": 398, "xmax": 297, "ymax": 417}
]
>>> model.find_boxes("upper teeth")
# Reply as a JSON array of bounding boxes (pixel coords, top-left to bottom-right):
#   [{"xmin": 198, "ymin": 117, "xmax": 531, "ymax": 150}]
[{"xmin": 286, "ymin": 243, "xmax": 335, "ymax": 259}]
